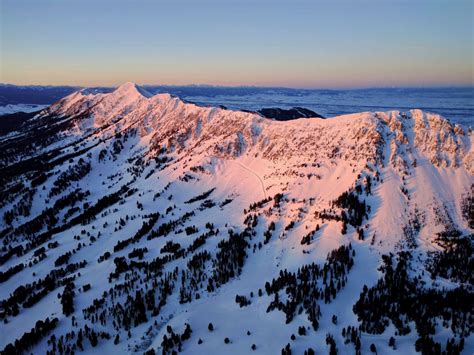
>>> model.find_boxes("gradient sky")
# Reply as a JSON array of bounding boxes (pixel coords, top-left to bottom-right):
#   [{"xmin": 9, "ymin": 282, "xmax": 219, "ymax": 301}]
[{"xmin": 1, "ymin": 0, "xmax": 473, "ymax": 88}]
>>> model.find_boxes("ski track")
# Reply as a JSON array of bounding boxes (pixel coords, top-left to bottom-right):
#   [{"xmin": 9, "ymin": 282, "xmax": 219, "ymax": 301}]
[{"xmin": 230, "ymin": 160, "xmax": 267, "ymax": 199}]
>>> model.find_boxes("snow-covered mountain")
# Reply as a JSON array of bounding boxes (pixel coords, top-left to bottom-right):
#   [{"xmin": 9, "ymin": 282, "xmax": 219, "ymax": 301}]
[{"xmin": 0, "ymin": 82, "xmax": 472, "ymax": 355}]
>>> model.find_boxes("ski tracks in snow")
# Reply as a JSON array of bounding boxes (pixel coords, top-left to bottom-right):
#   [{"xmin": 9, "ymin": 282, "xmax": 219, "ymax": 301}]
[{"xmin": 229, "ymin": 160, "xmax": 267, "ymax": 199}]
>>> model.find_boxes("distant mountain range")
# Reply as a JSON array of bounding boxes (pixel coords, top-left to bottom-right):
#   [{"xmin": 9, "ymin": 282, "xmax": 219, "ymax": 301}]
[{"xmin": 0, "ymin": 84, "xmax": 80, "ymax": 105}]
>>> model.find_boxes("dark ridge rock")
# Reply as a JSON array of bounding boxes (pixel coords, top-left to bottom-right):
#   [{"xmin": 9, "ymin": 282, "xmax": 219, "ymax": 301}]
[
  {"xmin": 258, "ymin": 107, "xmax": 324, "ymax": 121},
  {"xmin": 0, "ymin": 110, "xmax": 41, "ymax": 136}
]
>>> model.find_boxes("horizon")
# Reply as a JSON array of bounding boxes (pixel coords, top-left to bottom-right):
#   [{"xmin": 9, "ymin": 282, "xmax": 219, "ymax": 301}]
[
  {"xmin": 1, "ymin": 0, "xmax": 473, "ymax": 88},
  {"xmin": 1, "ymin": 81, "xmax": 474, "ymax": 92}
]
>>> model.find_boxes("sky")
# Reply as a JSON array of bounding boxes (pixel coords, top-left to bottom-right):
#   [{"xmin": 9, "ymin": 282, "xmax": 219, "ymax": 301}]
[{"xmin": 0, "ymin": 0, "xmax": 473, "ymax": 88}]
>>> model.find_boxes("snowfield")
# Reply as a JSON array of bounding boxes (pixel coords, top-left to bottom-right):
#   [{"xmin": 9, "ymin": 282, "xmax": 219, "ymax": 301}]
[
  {"xmin": 0, "ymin": 83, "xmax": 472, "ymax": 355},
  {"xmin": 0, "ymin": 104, "xmax": 47, "ymax": 115}
]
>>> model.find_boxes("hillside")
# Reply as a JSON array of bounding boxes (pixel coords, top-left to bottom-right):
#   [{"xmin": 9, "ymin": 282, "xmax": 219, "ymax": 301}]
[{"xmin": 0, "ymin": 83, "xmax": 472, "ymax": 355}]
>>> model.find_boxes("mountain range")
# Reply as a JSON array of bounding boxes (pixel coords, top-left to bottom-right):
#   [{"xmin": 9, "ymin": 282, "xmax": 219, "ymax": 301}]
[{"xmin": 0, "ymin": 82, "xmax": 472, "ymax": 355}]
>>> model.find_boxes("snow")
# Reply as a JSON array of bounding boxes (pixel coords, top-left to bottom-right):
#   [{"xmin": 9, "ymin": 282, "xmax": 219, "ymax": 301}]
[
  {"xmin": 0, "ymin": 83, "xmax": 472, "ymax": 354},
  {"xmin": 0, "ymin": 104, "xmax": 47, "ymax": 115}
]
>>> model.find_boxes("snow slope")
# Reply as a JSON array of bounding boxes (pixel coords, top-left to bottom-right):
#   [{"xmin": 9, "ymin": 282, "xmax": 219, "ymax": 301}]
[
  {"xmin": 0, "ymin": 83, "xmax": 472, "ymax": 354},
  {"xmin": 0, "ymin": 104, "xmax": 47, "ymax": 115}
]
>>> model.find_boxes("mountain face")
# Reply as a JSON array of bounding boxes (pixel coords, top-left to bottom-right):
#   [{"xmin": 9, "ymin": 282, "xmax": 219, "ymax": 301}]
[{"xmin": 0, "ymin": 83, "xmax": 472, "ymax": 355}]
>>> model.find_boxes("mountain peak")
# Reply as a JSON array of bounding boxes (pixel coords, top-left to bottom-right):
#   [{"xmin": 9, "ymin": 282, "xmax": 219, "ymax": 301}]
[{"xmin": 113, "ymin": 82, "xmax": 152, "ymax": 98}]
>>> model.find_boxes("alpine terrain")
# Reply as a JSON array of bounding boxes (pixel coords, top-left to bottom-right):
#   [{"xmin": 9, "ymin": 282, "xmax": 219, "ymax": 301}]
[{"xmin": 0, "ymin": 82, "xmax": 473, "ymax": 355}]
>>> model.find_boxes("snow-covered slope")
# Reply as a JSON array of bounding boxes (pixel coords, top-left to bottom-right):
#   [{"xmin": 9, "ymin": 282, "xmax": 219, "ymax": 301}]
[
  {"xmin": 0, "ymin": 104, "xmax": 47, "ymax": 115},
  {"xmin": 0, "ymin": 83, "xmax": 472, "ymax": 355}
]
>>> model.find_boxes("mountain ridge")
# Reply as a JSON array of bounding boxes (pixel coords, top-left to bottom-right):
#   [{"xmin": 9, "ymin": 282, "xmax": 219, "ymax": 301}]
[{"xmin": 0, "ymin": 83, "xmax": 472, "ymax": 354}]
